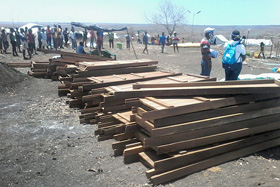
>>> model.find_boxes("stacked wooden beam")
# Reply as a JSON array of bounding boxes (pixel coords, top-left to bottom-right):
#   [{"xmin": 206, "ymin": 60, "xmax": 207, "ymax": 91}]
[
  {"xmin": 102, "ymin": 79, "xmax": 280, "ymax": 184},
  {"xmin": 6, "ymin": 62, "xmax": 31, "ymax": 67},
  {"xmin": 93, "ymin": 74, "xmax": 217, "ymax": 139},
  {"xmin": 62, "ymin": 71, "xmax": 183, "ymax": 109},
  {"xmin": 27, "ymin": 61, "xmax": 50, "ymax": 78}
]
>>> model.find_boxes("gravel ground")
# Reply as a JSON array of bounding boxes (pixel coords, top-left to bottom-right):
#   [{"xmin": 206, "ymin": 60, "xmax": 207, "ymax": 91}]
[{"xmin": 1, "ymin": 41, "xmax": 280, "ymax": 187}]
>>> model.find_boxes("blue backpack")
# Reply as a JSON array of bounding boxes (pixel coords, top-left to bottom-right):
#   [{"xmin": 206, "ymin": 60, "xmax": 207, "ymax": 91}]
[{"xmin": 222, "ymin": 42, "xmax": 241, "ymax": 65}]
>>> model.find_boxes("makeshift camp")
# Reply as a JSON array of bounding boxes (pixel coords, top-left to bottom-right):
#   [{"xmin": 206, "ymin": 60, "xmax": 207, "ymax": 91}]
[
  {"xmin": 245, "ymin": 39, "xmax": 273, "ymax": 46},
  {"xmin": 214, "ymin": 35, "xmax": 228, "ymax": 45}
]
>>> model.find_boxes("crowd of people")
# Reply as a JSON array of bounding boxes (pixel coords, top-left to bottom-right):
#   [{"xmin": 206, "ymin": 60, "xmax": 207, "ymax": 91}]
[
  {"xmin": 0, "ymin": 24, "xmax": 247, "ymax": 81},
  {"xmin": 0, "ymin": 25, "xmax": 109, "ymax": 58}
]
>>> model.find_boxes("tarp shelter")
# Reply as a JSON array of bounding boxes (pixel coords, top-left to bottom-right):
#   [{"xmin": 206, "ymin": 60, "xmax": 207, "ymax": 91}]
[
  {"xmin": 214, "ymin": 35, "xmax": 228, "ymax": 45},
  {"xmin": 245, "ymin": 39, "xmax": 273, "ymax": 47},
  {"xmin": 71, "ymin": 22, "xmax": 127, "ymax": 32},
  {"xmin": 19, "ymin": 23, "xmax": 43, "ymax": 30}
]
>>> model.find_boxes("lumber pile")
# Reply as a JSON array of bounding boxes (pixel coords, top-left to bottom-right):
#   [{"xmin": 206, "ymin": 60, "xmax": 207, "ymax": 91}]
[
  {"xmin": 93, "ymin": 74, "xmax": 217, "ymax": 138},
  {"xmin": 101, "ymin": 79, "xmax": 280, "ymax": 184},
  {"xmin": 28, "ymin": 61, "xmax": 50, "ymax": 78},
  {"xmin": 62, "ymin": 71, "xmax": 184, "ymax": 108}
]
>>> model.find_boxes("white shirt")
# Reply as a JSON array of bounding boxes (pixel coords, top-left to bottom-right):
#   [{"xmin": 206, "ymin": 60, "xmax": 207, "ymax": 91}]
[
  {"xmin": 69, "ymin": 31, "xmax": 76, "ymax": 40},
  {"xmin": 224, "ymin": 40, "xmax": 246, "ymax": 63}
]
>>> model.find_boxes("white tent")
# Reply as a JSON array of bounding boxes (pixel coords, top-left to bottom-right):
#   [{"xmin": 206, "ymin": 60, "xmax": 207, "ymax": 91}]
[
  {"xmin": 214, "ymin": 35, "xmax": 228, "ymax": 45},
  {"xmin": 19, "ymin": 23, "xmax": 43, "ymax": 30},
  {"xmin": 245, "ymin": 39, "xmax": 273, "ymax": 46}
]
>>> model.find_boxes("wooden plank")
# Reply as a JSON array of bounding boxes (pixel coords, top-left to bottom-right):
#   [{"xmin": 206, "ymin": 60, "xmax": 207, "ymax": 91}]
[
  {"xmin": 149, "ymin": 106, "xmax": 280, "ymax": 137},
  {"xmin": 81, "ymin": 72, "xmax": 182, "ymax": 91},
  {"xmin": 150, "ymin": 137, "xmax": 280, "ymax": 184},
  {"xmin": 74, "ymin": 66, "xmax": 157, "ymax": 78},
  {"xmin": 140, "ymin": 95, "xmax": 254, "ymax": 121},
  {"xmin": 153, "ymin": 97, "xmax": 280, "ymax": 127},
  {"xmin": 156, "ymin": 121, "xmax": 280, "ymax": 154},
  {"xmin": 153, "ymin": 129, "xmax": 280, "ymax": 174},
  {"xmin": 114, "ymin": 133, "xmax": 135, "ymax": 141},
  {"xmin": 112, "ymin": 138, "xmax": 138, "ymax": 150},
  {"xmin": 132, "ymin": 79, "xmax": 274, "ymax": 89},
  {"xmin": 116, "ymin": 82, "xmax": 280, "ymax": 99},
  {"xmin": 123, "ymin": 145, "xmax": 144, "ymax": 157},
  {"xmin": 144, "ymin": 113, "xmax": 280, "ymax": 147}
]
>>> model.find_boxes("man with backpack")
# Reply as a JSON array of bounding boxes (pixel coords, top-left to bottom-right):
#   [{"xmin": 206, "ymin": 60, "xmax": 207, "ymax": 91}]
[{"xmin": 222, "ymin": 30, "xmax": 246, "ymax": 81}]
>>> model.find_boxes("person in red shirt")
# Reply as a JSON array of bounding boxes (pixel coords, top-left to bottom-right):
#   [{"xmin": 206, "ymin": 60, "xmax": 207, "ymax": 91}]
[
  {"xmin": 46, "ymin": 25, "xmax": 52, "ymax": 49},
  {"xmin": 200, "ymin": 28, "xmax": 214, "ymax": 76},
  {"xmin": 26, "ymin": 29, "xmax": 36, "ymax": 57},
  {"xmin": 89, "ymin": 29, "xmax": 95, "ymax": 48}
]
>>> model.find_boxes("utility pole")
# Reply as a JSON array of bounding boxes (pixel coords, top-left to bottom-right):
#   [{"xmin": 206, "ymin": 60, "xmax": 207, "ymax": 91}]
[{"xmin": 188, "ymin": 10, "xmax": 201, "ymax": 43}]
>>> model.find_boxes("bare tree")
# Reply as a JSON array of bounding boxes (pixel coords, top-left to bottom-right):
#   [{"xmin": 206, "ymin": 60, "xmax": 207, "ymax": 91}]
[{"xmin": 147, "ymin": 0, "xmax": 187, "ymax": 36}]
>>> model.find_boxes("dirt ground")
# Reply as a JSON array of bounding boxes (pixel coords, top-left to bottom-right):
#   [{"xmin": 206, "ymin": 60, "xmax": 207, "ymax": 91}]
[{"xmin": 1, "ymin": 41, "xmax": 280, "ymax": 187}]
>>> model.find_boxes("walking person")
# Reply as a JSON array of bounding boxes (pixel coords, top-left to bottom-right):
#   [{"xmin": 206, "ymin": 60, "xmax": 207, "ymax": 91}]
[
  {"xmin": 222, "ymin": 30, "xmax": 246, "ymax": 80},
  {"xmin": 258, "ymin": 42, "xmax": 265, "ymax": 59},
  {"xmin": 46, "ymin": 25, "xmax": 52, "ymax": 48},
  {"xmin": 126, "ymin": 34, "xmax": 131, "ymax": 49},
  {"xmin": 89, "ymin": 29, "xmax": 95, "ymax": 48},
  {"xmin": 37, "ymin": 27, "xmax": 42, "ymax": 49},
  {"xmin": 15, "ymin": 27, "xmax": 22, "ymax": 53},
  {"xmin": 1, "ymin": 29, "xmax": 9, "ymax": 54},
  {"xmin": 83, "ymin": 29, "xmax": 88, "ymax": 47},
  {"xmin": 41, "ymin": 28, "xmax": 48, "ymax": 49},
  {"xmin": 108, "ymin": 32, "xmax": 114, "ymax": 48},
  {"xmin": 9, "ymin": 28, "xmax": 18, "ymax": 56},
  {"xmin": 19, "ymin": 28, "xmax": 30, "ymax": 60},
  {"xmin": 58, "ymin": 25, "xmax": 64, "ymax": 49},
  {"xmin": 143, "ymin": 31, "xmax": 148, "ymax": 54},
  {"xmin": 172, "ymin": 32, "xmax": 180, "ymax": 52},
  {"xmin": 63, "ymin": 27, "xmax": 69, "ymax": 47},
  {"xmin": 0, "ymin": 32, "xmax": 3, "ymax": 54},
  {"xmin": 69, "ymin": 27, "xmax": 76, "ymax": 50},
  {"xmin": 26, "ymin": 29, "xmax": 36, "ymax": 56},
  {"xmin": 159, "ymin": 32, "xmax": 167, "ymax": 53}
]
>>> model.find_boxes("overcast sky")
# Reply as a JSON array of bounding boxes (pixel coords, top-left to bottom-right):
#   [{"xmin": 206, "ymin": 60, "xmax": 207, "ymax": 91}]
[{"xmin": 1, "ymin": 0, "xmax": 280, "ymax": 26}]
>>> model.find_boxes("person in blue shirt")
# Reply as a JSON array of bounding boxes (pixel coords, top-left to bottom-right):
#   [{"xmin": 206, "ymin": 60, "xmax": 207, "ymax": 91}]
[
  {"xmin": 143, "ymin": 31, "xmax": 148, "ymax": 54},
  {"xmin": 159, "ymin": 32, "xmax": 167, "ymax": 53},
  {"xmin": 77, "ymin": 42, "xmax": 86, "ymax": 54}
]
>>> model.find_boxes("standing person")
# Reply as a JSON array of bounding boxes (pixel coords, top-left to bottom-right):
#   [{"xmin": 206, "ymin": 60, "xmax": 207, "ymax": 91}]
[
  {"xmin": 19, "ymin": 28, "xmax": 30, "ymax": 59},
  {"xmin": 57, "ymin": 25, "xmax": 64, "ymax": 49},
  {"xmin": 258, "ymin": 42, "xmax": 265, "ymax": 59},
  {"xmin": 69, "ymin": 27, "xmax": 76, "ymax": 50},
  {"xmin": 83, "ymin": 29, "xmax": 88, "ymax": 47},
  {"xmin": 89, "ymin": 29, "xmax": 95, "ymax": 48},
  {"xmin": 159, "ymin": 32, "xmax": 167, "ymax": 53},
  {"xmin": 9, "ymin": 28, "xmax": 18, "ymax": 56},
  {"xmin": 37, "ymin": 27, "xmax": 42, "ymax": 49},
  {"xmin": 222, "ymin": 30, "xmax": 246, "ymax": 81},
  {"xmin": 1, "ymin": 29, "xmax": 9, "ymax": 54},
  {"xmin": 46, "ymin": 25, "xmax": 52, "ymax": 48},
  {"xmin": 108, "ymin": 32, "xmax": 114, "ymax": 48},
  {"xmin": 15, "ymin": 28, "xmax": 22, "ymax": 53},
  {"xmin": 63, "ymin": 27, "xmax": 69, "ymax": 47},
  {"xmin": 100, "ymin": 30, "xmax": 104, "ymax": 49},
  {"xmin": 52, "ymin": 25, "xmax": 58, "ymax": 50},
  {"xmin": 26, "ymin": 29, "xmax": 36, "ymax": 56},
  {"xmin": 200, "ymin": 28, "xmax": 215, "ymax": 76},
  {"xmin": 142, "ymin": 31, "xmax": 148, "ymax": 54},
  {"xmin": 172, "ymin": 32, "xmax": 180, "ymax": 52},
  {"xmin": 126, "ymin": 34, "xmax": 131, "ymax": 49},
  {"xmin": 41, "ymin": 28, "xmax": 47, "ymax": 49},
  {"xmin": 0, "ymin": 32, "xmax": 3, "ymax": 54},
  {"xmin": 96, "ymin": 31, "xmax": 102, "ymax": 51}
]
